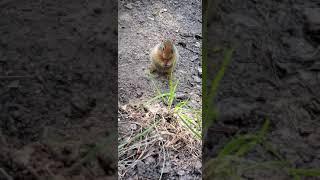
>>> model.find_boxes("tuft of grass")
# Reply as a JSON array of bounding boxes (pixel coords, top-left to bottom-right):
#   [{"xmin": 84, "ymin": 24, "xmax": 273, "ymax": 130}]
[
  {"xmin": 202, "ymin": 42, "xmax": 320, "ymax": 179},
  {"xmin": 118, "ymin": 119, "xmax": 160, "ymax": 151},
  {"xmin": 145, "ymin": 73, "xmax": 202, "ymax": 140},
  {"xmin": 204, "ymin": 119, "xmax": 270, "ymax": 178},
  {"xmin": 118, "ymin": 103, "xmax": 201, "ymax": 179},
  {"xmin": 288, "ymin": 168, "xmax": 320, "ymax": 179},
  {"xmin": 168, "ymin": 77, "xmax": 179, "ymax": 110}
]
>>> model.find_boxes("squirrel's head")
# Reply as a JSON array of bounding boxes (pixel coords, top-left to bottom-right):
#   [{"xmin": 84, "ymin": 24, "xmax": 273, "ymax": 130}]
[{"xmin": 159, "ymin": 39, "xmax": 175, "ymax": 62}]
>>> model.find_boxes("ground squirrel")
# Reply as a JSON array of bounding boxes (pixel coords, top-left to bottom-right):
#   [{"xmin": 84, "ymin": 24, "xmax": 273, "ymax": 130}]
[{"xmin": 149, "ymin": 39, "xmax": 179, "ymax": 78}]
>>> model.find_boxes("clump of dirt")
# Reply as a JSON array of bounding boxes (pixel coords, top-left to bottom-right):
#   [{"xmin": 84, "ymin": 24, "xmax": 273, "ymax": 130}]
[
  {"xmin": 0, "ymin": 0, "xmax": 118, "ymax": 179},
  {"xmin": 205, "ymin": 0, "xmax": 320, "ymax": 179},
  {"xmin": 118, "ymin": 103, "xmax": 201, "ymax": 180}
]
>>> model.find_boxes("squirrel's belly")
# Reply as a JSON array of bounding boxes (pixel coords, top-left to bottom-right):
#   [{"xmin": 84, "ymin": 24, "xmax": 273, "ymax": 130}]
[{"xmin": 155, "ymin": 62, "xmax": 172, "ymax": 73}]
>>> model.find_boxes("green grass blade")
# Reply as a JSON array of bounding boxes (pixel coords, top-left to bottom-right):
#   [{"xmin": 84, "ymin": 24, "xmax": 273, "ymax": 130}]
[
  {"xmin": 118, "ymin": 120, "xmax": 160, "ymax": 150},
  {"xmin": 145, "ymin": 93, "xmax": 170, "ymax": 105},
  {"xmin": 217, "ymin": 135, "xmax": 257, "ymax": 158},
  {"xmin": 203, "ymin": 48, "xmax": 234, "ymax": 132},
  {"xmin": 288, "ymin": 168, "xmax": 320, "ymax": 177},
  {"xmin": 177, "ymin": 113, "xmax": 201, "ymax": 139}
]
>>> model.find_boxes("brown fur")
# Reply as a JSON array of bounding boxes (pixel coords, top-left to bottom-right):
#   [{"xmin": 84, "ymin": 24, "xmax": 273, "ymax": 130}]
[{"xmin": 149, "ymin": 39, "xmax": 178, "ymax": 78}]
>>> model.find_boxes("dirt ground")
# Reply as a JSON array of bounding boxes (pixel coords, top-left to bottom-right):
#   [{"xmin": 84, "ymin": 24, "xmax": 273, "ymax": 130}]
[
  {"xmin": 118, "ymin": 0, "xmax": 202, "ymax": 179},
  {"xmin": 204, "ymin": 0, "xmax": 320, "ymax": 179},
  {"xmin": 0, "ymin": 0, "xmax": 117, "ymax": 179},
  {"xmin": 118, "ymin": 0, "xmax": 202, "ymax": 106}
]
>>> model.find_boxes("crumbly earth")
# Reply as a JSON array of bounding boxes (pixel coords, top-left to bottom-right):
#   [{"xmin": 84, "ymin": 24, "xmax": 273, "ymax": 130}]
[
  {"xmin": 0, "ymin": 0, "xmax": 117, "ymax": 179},
  {"xmin": 118, "ymin": 0, "xmax": 202, "ymax": 179},
  {"xmin": 204, "ymin": 0, "xmax": 320, "ymax": 179}
]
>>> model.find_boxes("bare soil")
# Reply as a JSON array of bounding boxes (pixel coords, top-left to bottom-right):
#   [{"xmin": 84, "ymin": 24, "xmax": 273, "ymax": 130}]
[
  {"xmin": 204, "ymin": 0, "xmax": 320, "ymax": 179},
  {"xmin": 118, "ymin": 0, "xmax": 202, "ymax": 106},
  {"xmin": 0, "ymin": 0, "xmax": 117, "ymax": 179}
]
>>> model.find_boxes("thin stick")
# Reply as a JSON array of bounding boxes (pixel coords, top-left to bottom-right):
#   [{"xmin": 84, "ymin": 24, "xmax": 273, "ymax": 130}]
[{"xmin": 158, "ymin": 142, "xmax": 166, "ymax": 180}]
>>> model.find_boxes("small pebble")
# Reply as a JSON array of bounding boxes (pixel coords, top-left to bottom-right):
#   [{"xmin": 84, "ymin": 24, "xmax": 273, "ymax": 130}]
[
  {"xmin": 177, "ymin": 170, "xmax": 185, "ymax": 176},
  {"xmin": 197, "ymin": 66, "xmax": 202, "ymax": 76},
  {"xmin": 160, "ymin": 8, "xmax": 167, "ymax": 13},
  {"xmin": 194, "ymin": 42, "xmax": 200, "ymax": 48},
  {"xmin": 193, "ymin": 75, "xmax": 201, "ymax": 83},
  {"xmin": 195, "ymin": 161, "xmax": 202, "ymax": 169},
  {"xmin": 130, "ymin": 123, "xmax": 137, "ymax": 130},
  {"xmin": 191, "ymin": 55, "xmax": 198, "ymax": 62},
  {"xmin": 176, "ymin": 92, "xmax": 188, "ymax": 100}
]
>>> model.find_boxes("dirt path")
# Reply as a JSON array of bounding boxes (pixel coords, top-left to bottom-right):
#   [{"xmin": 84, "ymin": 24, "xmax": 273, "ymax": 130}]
[
  {"xmin": 205, "ymin": 0, "xmax": 320, "ymax": 179},
  {"xmin": 118, "ymin": 0, "xmax": 202, "ymax": 179},
  {"xmin": 0, "ymin": 1, "xmax": 117, "ymax": 179}
]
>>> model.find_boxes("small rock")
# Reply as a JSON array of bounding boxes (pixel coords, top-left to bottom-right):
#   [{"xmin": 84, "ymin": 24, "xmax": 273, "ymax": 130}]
[
  {"xmin": 193, "ymin": 75, "xmax": 201, "ymax": 83},
  {"xmin": 195, "ymin": 160, "xmax": 202, "ymax": 169},
  {"xmin": 195, "ymin": 34, "xmax": 202, "ymax": 39},
  {"xmin": 191, "ymin": 56, "xmax": 198, "ymax": 62},
  {"xmin": 124, "ymin": 3, "xmax": 133, "ymax": 9},
  {"xmin": 130, "ymin": 123, "xmax": 137, "ymax": 130},
  {"xmin": 136, "ymin": 91, "xmax": 143, "ymax": 98},
  {"xmin": 194, "ymin": 42, "xmax": 200, "ymax": 48},
  {"xmin": 178, "ymin": 42, "xmax": 186, "ymax": 48},
  {"xmin": 176, "ymin": 92, "xmax": 188, "ymax": 100},
  {"xmin": 177, "ymin": 170, "xmax": 185, "ymax": 176},
  {"xmin": 197, "ymin": 67, "xmax": 202, "ymax": 76},
  {"xmin": 160, "ymin": 8, "xmax": 168, "ymax": 13}
]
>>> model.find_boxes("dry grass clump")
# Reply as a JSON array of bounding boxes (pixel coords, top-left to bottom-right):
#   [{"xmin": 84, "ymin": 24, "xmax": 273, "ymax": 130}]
[{"xmin": 118, "ymin": 103, "xmax": 201, "ymax": 179}]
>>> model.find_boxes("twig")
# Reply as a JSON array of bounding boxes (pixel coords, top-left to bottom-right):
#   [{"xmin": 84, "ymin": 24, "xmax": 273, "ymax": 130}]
[{"xmin": 158, "ymin": 142, "xmax": 166, "ymax": 180}]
